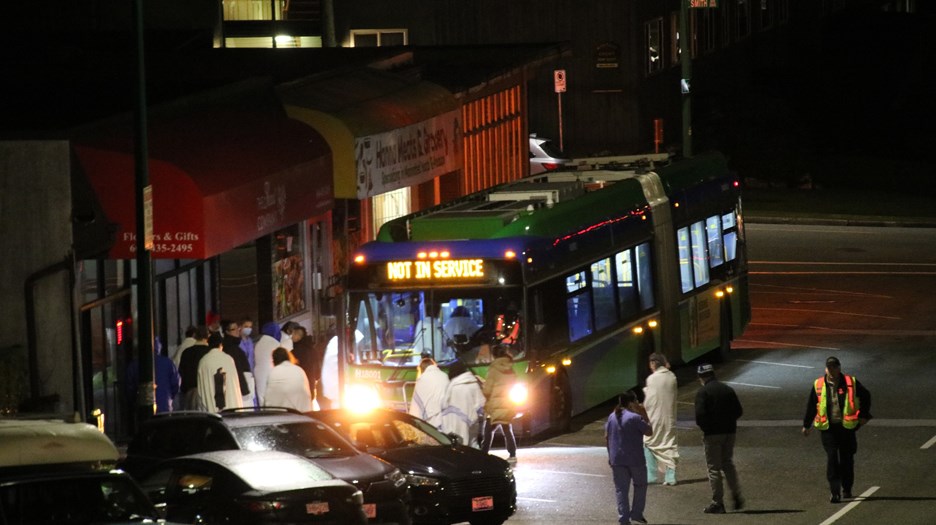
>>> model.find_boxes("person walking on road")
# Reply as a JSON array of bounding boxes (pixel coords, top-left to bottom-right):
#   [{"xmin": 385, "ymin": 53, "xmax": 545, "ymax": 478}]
[
  {"xmin": 481, "ymin": 345, "xmax": 519, "ymax": 463},
  {"xmin": 802, "ymin": 356, "xmax": 872, "ymax": 503},
  {"xmin": 644, "ymin": 352, "xmax": 679, "ymax": 485},
  {"xmin": 605, "ymin": 390, "xmax": 653, "ymax": 525},
  {"xmin": 695, "ymin": 362, "xmax": 744, "ymax": 514}
]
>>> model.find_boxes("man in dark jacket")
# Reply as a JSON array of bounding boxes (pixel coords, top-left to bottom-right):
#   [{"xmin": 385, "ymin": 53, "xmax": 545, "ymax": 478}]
[
  {"xmin": 695, "ymin": 363, "xmax": 744, "ymax": 514},
  {"xmin": 178, "ymin": 326, "xmax": 211, "ymax": 410},
  {"xmin": 221, "ymin": 319, "xmax": 252, "ymax": 405},
  {"xmin": 802, "ymin": 356, "xmax": 872, "ymax": 503}
]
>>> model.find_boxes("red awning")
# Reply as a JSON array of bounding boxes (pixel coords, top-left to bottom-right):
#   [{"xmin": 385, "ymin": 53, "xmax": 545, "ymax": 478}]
[{"xmin": 73, "ymin": 84, "xmax": 333, "ymax": 259}]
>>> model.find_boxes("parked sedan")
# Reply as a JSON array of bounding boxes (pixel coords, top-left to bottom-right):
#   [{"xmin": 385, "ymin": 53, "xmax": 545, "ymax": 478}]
[
  {"xmin": 121, "ymin": 408, "xmax": 411, "ymax": 524},
  {"xmin": 137, "ymin": 450, "xmax": 368, "ymax": 524},
  {"xmin": 314, "ymin": 409, "xmax": 516, "ymax": 525}
]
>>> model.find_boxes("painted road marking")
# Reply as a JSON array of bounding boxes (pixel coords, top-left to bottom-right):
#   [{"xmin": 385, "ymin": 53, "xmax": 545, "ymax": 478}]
[
  {"xmin": 735, "ymin": 358, "xmax": 816, "ymax": 368},
  {"xmin": 517, "ymin": 497, "xmax": 557, "ymax": 502},
  {"xmin": 724, "ymin": 381, "xmax": 781, "ymax": 389},
  {"xmin": 921, "ymin": 434, "xmax": 936, "ymax": 450},
  {"xmin": 735, "ymin": 338, "xmax": 839, "ymax": 350},
  {"xmin": 522, "ymin": 469, "xmax": 606, "ymax": 478},
  {"xmin": 818, "ymin": 486, "xmax": 879, "ymax": 525}
]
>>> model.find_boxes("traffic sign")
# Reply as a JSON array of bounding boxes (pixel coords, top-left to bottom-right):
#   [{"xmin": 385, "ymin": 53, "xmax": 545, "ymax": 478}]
[{"xmin": 554, "ymin": 70, "xmax": 567, "ymax": 93}]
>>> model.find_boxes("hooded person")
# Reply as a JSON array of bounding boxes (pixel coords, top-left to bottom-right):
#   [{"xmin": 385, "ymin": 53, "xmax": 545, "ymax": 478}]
[
  {"xmin": 441, "ymin": 360, "xmax": 486, "ymax": 448},
  {"xmin": 409, "ymin": 357, "xmax": 450, "ymax": 429},
  {"xmin": 253, "ymin": 321, "xmax": 282, "ymax": 406},
  {"xmin": 481, "ymin": 345, "xmax": 518, "ymax": 462},
  {"xmin": 196, "ymin": 338, "xmax": 243, "ymax": 413}
]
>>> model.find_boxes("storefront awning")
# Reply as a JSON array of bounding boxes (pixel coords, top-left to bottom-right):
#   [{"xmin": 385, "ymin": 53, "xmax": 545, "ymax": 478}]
[
  {"xmin": 73, "ymin": 81, "xmax": 333, "ymax": 260},
  {"xmin": 277, "ymin": 66, "xmax": 461, "ymax": 199}
]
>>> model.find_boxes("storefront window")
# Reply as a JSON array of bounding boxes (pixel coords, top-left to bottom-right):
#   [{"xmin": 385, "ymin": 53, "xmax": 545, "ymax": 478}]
[{"xmin": 272, "ymin": 225, "xmax": 307, "ymax": 319}]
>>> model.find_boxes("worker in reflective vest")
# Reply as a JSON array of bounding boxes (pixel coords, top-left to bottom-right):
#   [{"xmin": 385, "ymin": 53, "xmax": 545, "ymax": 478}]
[{"xmin": 802, "ymin": 356, "xmax": 872, "ymax": 504}]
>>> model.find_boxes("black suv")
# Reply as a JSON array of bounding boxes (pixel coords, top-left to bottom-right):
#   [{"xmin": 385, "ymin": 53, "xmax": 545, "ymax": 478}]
[{"xmin": 121, "ymin": 408, "xmax": 411, "ymax": 524}]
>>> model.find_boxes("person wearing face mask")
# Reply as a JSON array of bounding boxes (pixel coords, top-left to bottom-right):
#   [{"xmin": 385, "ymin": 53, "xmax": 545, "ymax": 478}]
[{"xmin": 239, "ymin": 317, "xmax": 257, "ymax": 407}]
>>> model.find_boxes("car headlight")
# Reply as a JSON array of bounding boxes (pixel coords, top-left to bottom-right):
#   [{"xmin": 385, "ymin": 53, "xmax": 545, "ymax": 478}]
[
  {"xmin": 385, "ymin": 468, "xmax": 407, "ymax": 488},
  {"xmin": 345, "ymin": 384, "xmax": 382, "ymax": 414},
  {"xmin": 406, "ymin": 474, "xmax": 441, "ymax": 487}
]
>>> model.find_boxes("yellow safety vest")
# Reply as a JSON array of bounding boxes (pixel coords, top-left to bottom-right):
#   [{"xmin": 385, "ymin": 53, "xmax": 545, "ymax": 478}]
[{"xmin": 813, "ymin": 374, "xmax": 860, "ymax": 430}]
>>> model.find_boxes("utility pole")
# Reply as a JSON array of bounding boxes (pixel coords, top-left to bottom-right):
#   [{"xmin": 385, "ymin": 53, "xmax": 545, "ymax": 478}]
[
  {"xmin": 133, "ymin": 0, "xmax": 156, "ymax": 421},
  {"xmin": 680, "ymin": 0, "xmax": 693, "ymax": 158}
]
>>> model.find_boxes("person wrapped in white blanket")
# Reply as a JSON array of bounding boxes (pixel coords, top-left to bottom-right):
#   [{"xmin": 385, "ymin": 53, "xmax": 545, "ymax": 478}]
[
  {"xmin": 409, "ymin": 357, "xmax": 449, "ymax": 428},
  {"xmin": 441, "ymin": 360, "xmax": 486, "ymax": 448}
]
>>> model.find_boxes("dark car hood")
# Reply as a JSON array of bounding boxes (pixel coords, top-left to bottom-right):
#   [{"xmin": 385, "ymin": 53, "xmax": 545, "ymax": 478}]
[
  {"xmin": 377, "ymin": 445, "xmax": 508, "ymax": 478},
  {"xmin": 310, "ymin": 453, "xmax": 394, "ymax": 483}
]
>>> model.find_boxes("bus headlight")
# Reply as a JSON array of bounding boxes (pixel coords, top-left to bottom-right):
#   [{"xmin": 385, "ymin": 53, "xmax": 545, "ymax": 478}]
[
  {"xmin": 345, "ymin": 384, "xmax": 382, "ymax": 414},
  {"xmin": 509, "ymin": 383, "xmax": 528, "ymax": 406}
]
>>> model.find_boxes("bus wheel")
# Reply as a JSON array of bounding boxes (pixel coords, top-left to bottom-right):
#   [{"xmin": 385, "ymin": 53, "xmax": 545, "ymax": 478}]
[{"xmin": 550, "ymin": 372, "xmax": 572, "ymax": 434}]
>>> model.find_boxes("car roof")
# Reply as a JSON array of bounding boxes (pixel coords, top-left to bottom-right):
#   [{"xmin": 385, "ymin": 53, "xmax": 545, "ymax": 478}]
[
  {"xmin": 180, "ymin": 449, "xmax": 319, "ymax": 467},
  {"xmin": 142, "ymin": 408, "xmax": 315, "ymax": 429},
  {"xmin": 314, "ymin": 408, "xmax": 408, "ymax": 423},
  {"xmin": 0, "ymin": 417, "xmax": 118, "ymax": 468}
]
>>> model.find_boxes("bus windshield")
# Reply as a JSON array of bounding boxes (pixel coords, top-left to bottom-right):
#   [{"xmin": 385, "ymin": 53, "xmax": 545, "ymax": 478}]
[{"xmin": 349, "ymin": 288, "xmax": 523, "ymax": 367}]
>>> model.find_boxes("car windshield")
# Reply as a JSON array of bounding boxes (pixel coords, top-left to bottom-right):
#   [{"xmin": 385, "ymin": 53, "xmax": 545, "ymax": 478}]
[
  {"xmin": 340, "ymin": 414, "xmax": 453, "ymax": 450},
  {"xmin": 349, "ymin": 288, "xmax": 523, "ymax": 367},
  {"xmin": 231, "ymin": 421, "xmax": 356, "ymax": 459},
  {"xmin": 0, "ymin": 474, "xmax": 158, "ymax": 523}
]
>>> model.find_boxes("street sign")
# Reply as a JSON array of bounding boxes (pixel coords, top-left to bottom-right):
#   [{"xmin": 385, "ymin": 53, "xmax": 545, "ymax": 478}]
[{"xmin": 554, "ymin": 69, "xmax": 567, "ymax": 93}]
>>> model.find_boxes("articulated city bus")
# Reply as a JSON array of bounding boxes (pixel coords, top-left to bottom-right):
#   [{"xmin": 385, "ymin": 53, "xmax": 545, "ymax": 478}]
[{"xmin": 341, "ymin": 152, "xmax": 750, "ymax": 436}]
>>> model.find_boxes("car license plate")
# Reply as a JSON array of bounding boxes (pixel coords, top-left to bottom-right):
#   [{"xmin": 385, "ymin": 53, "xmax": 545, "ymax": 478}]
[
  {"xmin": 472, "ymin": 496, "xmax": 494, "ymax": 512},
  {"xmin": 306, "ymin": 502, "xmax": 329, "ymax": 515},
  {"xmin": 363, "ymin": 503, "xmax": 377, "ymax": 518}
]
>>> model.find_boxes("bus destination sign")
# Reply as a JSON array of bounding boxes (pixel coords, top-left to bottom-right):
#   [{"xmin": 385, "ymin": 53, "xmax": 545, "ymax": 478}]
[{"xmin": 387, "ymin": 259, "xmax": 485, "ymax": 281}]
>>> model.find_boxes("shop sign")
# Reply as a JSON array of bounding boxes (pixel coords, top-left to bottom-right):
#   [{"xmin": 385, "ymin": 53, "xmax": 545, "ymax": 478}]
[{"xmin": 354, "ymin": 110, "xmax": 461, "ymax": 199}]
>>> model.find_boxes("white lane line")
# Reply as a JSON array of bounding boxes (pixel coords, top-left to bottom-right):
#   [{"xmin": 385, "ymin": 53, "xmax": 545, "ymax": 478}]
[
  {"xmin": 735, "ymin": 359, "xmax": 816, "ymax": 368},
  {"xmin": 724, "ymin": 381, "xmax": 781, "ymax": 389},
  {"xmin": 751, "ymin": 271, "xmax": 936, "ymax": 276},
  {"xmin": 521, "ymin": 469, "xmax": 606, "ymax": 478},
  {"xmin": 755, "ymin": 307, "xmax": 901, "ymax": 320},
  {"xmin": 736, "ymin": 338, "xmax": 838, "ymax": 350},
  {"xmin": 517, "ymin": 496, "xmax": 558, "ymax": 502},
  {"xmin": 753, "ymin": 261, "xmax": 936, "ymax": 267},
  {"xmin": 818, "ymin": 486, "xmax": 879, "ymax": 525},
  {"xmin": 921, "ymin": 434, "xmax": 936, "ymax": 450}
]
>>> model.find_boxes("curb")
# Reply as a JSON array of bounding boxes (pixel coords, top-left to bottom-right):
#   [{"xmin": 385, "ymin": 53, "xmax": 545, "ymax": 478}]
[{"xmin": 745, "ymin": 215, "xmax": 936, "ymax": 228}]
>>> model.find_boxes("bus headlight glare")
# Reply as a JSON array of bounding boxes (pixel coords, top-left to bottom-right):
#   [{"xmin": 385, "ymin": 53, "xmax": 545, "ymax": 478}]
[
  {"xmin": 509, "ymin": 383, "xmax": 528, "ymax": 406},
  {"xmin": 345, "ymin": 384, "xmax": 382, "ymax": 414}
]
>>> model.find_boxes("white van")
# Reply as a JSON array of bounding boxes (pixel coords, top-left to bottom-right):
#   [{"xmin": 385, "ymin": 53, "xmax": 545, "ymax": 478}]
[{"xmin": 0, "ymin": 416, "xmax": 176, "ymax": 524}]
